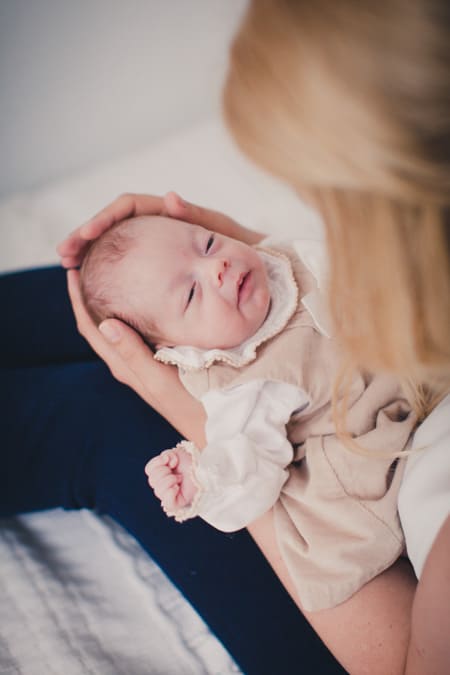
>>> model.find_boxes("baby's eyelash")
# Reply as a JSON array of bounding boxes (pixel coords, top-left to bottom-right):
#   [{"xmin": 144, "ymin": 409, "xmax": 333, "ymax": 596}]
[
  {"xmin": 187, "ymin": 283, "xmax": 196, "ymax": 306},
  {"xmin": 205, "ymin": 234, "xmax": 215, "ymax": 253}
]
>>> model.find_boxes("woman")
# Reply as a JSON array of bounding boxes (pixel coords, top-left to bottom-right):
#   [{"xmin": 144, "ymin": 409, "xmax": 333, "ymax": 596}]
[{"xmin": 5, "ymin": 0, "xmax": 449, "ymax": 672}]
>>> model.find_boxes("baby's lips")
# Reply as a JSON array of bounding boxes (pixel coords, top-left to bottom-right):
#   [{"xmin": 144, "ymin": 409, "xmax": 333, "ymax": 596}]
[
  {"xmin": 235, "ymin": 270, "xmax": 246, "ymax": 304},
  {"xmin": 236, "ymin": 270, "xmax": 252, "ymax": 305}
]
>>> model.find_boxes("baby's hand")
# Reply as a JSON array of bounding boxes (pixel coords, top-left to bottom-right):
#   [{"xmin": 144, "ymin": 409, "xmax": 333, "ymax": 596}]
[{"xmin": 145, "ymin": 448, "xmax": 197, "ymax": 515}]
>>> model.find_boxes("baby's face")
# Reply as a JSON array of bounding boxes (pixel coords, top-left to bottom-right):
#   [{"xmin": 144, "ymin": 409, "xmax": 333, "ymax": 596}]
[{"xmin": 116, "ymin": 216, "xmax": 271, "ymax": 350}]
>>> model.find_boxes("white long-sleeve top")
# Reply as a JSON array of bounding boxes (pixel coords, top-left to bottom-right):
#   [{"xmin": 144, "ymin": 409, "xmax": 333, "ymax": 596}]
[
  {"xmin": 398, "ymin": 393, "xmax": 450, "ymax": 578},
  {"xmin": 178, "ymin": 379, "xmax": 309, "ymax": 531}
]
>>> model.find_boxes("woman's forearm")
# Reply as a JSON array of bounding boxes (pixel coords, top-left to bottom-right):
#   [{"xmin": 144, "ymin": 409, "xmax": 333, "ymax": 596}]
[
  {"xmin": 248, "ymin": 510, "xmax": 416, "ymax": 675},
  {"xmin": 405, "ymin": 516, "xmax": 450, "ymax": 675},
  {"xmin": 152, "ymin": 376, "xmax": 207, "ymax": 448}
]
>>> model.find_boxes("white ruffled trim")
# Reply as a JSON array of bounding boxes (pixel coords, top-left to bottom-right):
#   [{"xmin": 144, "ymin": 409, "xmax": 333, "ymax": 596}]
[
  {"xmin": 162, "ymin": 440, "xmax": 206, "ymax": 523},
  {"xmin": 154, "ymin": 249, "xmax": 298, "ymax": 371}
]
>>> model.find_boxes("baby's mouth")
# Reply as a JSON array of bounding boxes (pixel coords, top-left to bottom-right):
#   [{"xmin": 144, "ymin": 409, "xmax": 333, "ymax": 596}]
[{"xmin": 237, "ymin": 271, "xmax": 251, "ymax": 305}]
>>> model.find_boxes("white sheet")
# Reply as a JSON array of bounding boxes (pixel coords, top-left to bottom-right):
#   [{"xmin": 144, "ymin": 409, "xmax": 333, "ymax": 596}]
[
  {"xmin": 0, "ymin": 511, "xmax": 239, "ymax": 675},
  {"xmin": 0, "ymin": 116, "xmax": 322, "ymax": 674}
]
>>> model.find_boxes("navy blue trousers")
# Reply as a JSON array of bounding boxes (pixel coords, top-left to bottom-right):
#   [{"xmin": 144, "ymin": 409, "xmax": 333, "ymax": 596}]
[{"xmin": 0, "ymin": 266, "xmax": 344, "ymax": 675}]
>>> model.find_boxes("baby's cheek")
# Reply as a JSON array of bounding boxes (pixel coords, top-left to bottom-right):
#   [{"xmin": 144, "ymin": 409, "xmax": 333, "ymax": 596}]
[{"xmin": 254, "ymin": 285, "xmax": 270, "ymax": 313}]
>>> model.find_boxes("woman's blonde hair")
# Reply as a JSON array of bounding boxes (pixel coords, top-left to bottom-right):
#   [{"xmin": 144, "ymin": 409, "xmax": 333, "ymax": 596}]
[{"xmin": 223, "ymin": 0, "xmax": 450, "ymax": 421}]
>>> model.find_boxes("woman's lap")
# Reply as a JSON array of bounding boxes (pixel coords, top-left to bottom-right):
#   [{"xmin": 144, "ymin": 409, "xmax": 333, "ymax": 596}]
[
  {"xmin": 0, "ymin": 266, "xmax": 95, "ymax": 367},
  {"xmin": 0, "ymin": 267, "xmax": 344, "ymax": 674}
]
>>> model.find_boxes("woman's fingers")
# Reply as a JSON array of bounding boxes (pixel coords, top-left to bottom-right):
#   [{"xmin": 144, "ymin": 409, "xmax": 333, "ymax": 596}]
[
  {"xmin": 67, "ymin": 269, "xmax": 118, "ymax": 360},
  {"xmin": 67, "ymin": 269, "xmax": 122, "ymax": 376},
  {"xmin": 97, "ymin": 315, "xmax": 179, "ymax": 397},
  {"xmin": 58, "ymin": 189, "xmax": 262, "ymax": 270},
  {"xmin": 80, "ymin": 193, "xmax": 166, "ymax": 239},
  {"xmin": 67, "ymin": 269, "xmax": 99, "ymax": 343},
  {"xmin": 60, "ymin": 255, "xmax": 81, "ymax": 270},
  {"xmin": 164, "ymin": 191, "xmax": 236, "ymax": 229},
  {"xmin": 67, "ymin": 269, "xmax": 148, "ymax": 396},
  {"xmin": 58, "ymin": 236, "xmax": 91, "ymax": 268},
  {"xmin": 99, "ymin": 318, "xmax": 155, "ymax": 380},
  {"xmin": 68, "ymin": 268, "xmax": 146, "ymax": 377},
  {"xmin": 57, "ymin": 193, "xmax": 166, "ymax": 265},
  {"xmin": 164, "ymin": 191, "xmax": 264, "ymax": 245}
]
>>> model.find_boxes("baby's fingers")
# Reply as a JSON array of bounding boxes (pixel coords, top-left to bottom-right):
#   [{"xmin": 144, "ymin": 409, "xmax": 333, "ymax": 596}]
[
  {"xmin": 145, "ymin": 454, "xmax": 167, "ymax": 476},
  {"xmin": 160, "ymin": 485, "xmax": 181, "ymax": 514},
  {"xmin": 145, "ymin": 450, "xmax": 176, "ymax": 474},
  {"xmin": 162, "ymin": 450, "xmax": 178, "ymax": 469},
  {"xmin": 146, "ymin": 463, "xmax": 172, "ymax": 489},
  {"xmin": 153, "ymin": 473, "xmax": 180, "ymax": 501}
]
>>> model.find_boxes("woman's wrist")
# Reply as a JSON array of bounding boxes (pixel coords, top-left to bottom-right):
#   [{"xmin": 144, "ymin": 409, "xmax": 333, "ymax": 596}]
[{"xmin": 159, "ymin": 394, "xmax": 207, "ymax": 448}]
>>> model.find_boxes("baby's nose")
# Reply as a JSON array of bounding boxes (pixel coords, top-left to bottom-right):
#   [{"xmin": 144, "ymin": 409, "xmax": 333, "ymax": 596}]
[{"xmin": 211, "ymin": 258, "xmax": 230, "ymax": 287}]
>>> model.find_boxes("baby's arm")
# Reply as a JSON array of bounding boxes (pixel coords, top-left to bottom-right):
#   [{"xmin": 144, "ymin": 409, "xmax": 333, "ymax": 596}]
[
  {"xmin": 146, "ymin": 380, "xmax": 309, "ymax": 531},
  {"xmin": 145, "ymin": 447, "xmax": 198, "ymax": 515}
]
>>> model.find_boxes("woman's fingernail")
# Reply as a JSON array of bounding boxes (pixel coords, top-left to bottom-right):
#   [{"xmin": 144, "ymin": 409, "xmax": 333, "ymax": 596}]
[
  {"xmin": 99, "ymin": 322, "xmax": 121, "ymax": 343},
  {"xmin": 176, "ymin": 194, "xmax": 187, "ymax": 207}
]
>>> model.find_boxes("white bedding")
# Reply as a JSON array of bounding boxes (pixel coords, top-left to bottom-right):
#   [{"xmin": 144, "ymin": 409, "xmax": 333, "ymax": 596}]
[
  {"xmin": 0, "ymin": 511, "xmax": 239, "ymax": 675},
  {"xmin": 0, "ymin": 117, "xmax": 321, "ymax": 674}
]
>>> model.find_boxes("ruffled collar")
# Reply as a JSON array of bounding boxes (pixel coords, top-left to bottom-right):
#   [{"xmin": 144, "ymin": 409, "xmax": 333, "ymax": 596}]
[{"xmin": 154, "ymin": 249, "xmax": 299, "ymax": 371}]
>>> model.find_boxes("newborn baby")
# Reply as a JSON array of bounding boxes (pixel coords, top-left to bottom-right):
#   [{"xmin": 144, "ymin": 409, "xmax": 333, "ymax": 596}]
[{"xmin": 80, "ymin": 213, "xmax": 415, "ymax": 612}]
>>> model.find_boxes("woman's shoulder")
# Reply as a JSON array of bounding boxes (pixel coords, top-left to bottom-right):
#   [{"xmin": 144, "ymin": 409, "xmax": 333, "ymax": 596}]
[{"xmin": 398, "ymin": 394, "xmax": 450, "ymax": 578}]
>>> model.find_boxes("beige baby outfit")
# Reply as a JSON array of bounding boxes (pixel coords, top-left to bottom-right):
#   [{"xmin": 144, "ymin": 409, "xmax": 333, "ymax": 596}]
[{"xmin": 155, "ymin": 239, "xmax": 416, "ymax": 611}]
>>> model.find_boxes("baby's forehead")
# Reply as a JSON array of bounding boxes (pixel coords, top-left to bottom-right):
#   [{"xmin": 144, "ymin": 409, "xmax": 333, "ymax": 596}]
[
  {"xmin": 131, "ymin": 215, "xmax": 201, "ymax": 248},
  {"xmin": 117, "ymin": 219, "xmax": 200, "ymax": 282}
]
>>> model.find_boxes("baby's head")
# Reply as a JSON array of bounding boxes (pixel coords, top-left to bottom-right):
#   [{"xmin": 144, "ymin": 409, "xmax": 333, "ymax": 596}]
[{"xmin": 80, "ymin": 215, "xmax": 271, "ymax": 351}]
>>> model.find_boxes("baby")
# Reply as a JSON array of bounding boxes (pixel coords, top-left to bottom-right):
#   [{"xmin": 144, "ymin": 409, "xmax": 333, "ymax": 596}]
[{"xmin": 80, "ymin": 214, "xmax": 416, "ymax": 611}]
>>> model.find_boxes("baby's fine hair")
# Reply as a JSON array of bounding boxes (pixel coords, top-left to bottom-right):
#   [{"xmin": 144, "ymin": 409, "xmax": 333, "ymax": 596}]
[{"xmin": 79, "ymin": 217, "xmax": 159, "ymax": 348}]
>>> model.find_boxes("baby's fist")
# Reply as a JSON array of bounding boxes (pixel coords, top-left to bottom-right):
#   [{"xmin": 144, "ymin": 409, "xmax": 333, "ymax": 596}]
[{"xmin": 145, "ymin": 447, "xmax": 197, "ymax": 515}]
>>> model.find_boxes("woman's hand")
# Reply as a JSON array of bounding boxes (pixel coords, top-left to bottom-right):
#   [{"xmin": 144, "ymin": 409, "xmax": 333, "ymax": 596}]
[
  {"xmin": 57, "ymin": 191, "xmax": 264, "ymax": 268},
  {"xmin": 60, "ymin": 189, "xmax": 259, "ymax": 443},
  {"xmin": 58, "ymin": 194, "xmax": 167, "ymax": 268},
  {"xmin": 67, "ymin": 268, "xmax": 207, "ymax": 445}
]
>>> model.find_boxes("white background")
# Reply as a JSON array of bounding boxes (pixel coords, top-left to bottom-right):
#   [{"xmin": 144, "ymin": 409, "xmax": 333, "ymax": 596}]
[{"xmin": 0, "ymin": 0, "xmax": 247, "ymax": 196}]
